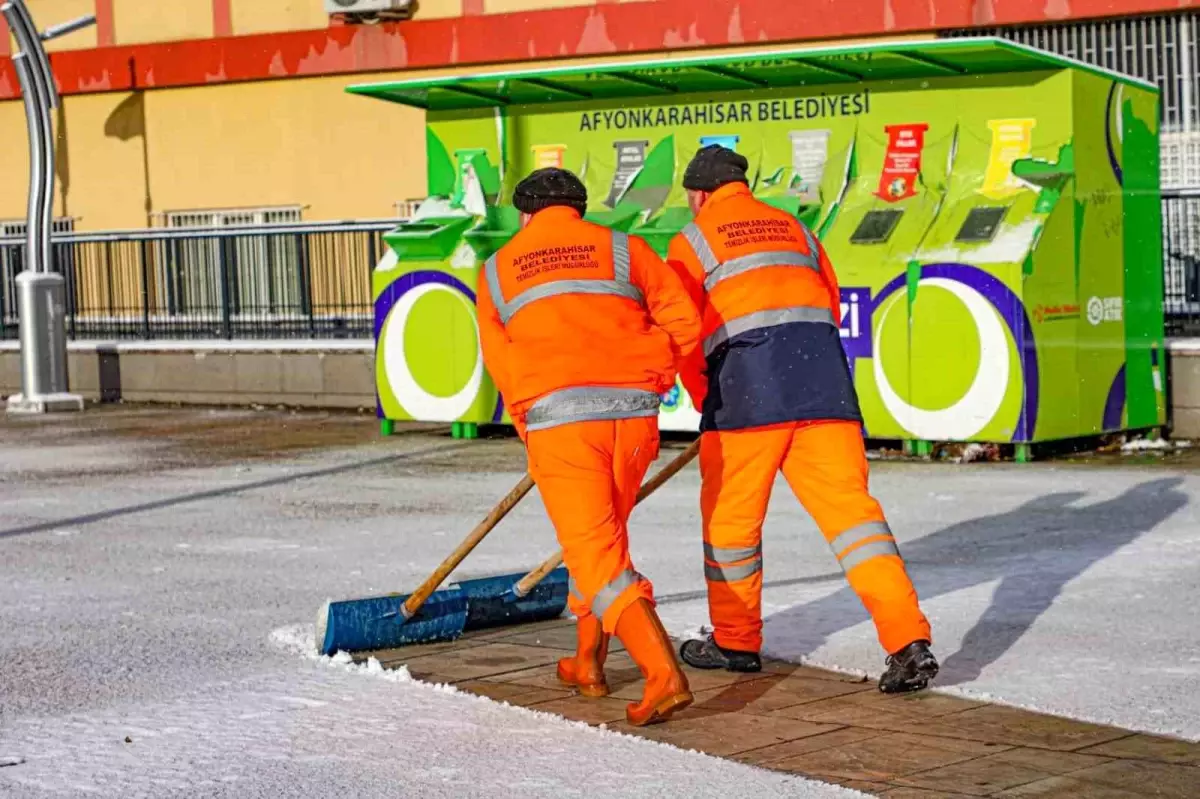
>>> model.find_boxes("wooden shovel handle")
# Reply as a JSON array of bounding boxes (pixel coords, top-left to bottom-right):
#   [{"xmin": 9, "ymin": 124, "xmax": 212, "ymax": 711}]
[
  {"xmin": 513, "ymin": 438, "xmax": 700, "ymax": 598},
  {"xmin": 402, "ymin": 473, "xmax": 536, "ymax": 619}
]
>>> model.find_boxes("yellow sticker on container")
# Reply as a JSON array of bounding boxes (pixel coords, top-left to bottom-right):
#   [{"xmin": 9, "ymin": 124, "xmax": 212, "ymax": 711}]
[
  {"xmin": 980, "ymin": 119, "xmax": 1036, "ymax": 199},
  {"xmin": 531, "ymin": 144, "xmax": 567, "ymax": 169}
]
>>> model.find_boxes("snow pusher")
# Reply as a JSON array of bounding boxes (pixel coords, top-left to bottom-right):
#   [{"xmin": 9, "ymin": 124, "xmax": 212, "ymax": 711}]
[{"xmin": 315, "ymin": 440, "xmax": 699, "ymax": 656}]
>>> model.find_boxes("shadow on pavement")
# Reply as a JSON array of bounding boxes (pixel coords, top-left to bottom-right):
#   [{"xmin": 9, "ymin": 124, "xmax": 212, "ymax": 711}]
[
  {"xmin": 0, "ymin": 441, "xmax": 466, "ymax": 541},
  {"xmin": 727, "ymin": 477, "xmax": 1190, "ymax": 683}
]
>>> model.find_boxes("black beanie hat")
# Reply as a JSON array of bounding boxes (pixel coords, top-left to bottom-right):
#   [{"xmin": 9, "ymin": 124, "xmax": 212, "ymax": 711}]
[
  {"xmin": 683, "ymin": 144, "xmax": 750, "ymax": 192},
  {"xmin": 512, "ymin": 168, "xmax": 588, "ymax": 216}
]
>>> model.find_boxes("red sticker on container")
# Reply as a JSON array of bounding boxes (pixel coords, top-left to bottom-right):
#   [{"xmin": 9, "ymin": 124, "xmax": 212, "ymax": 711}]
[{"xmin": 875, "ymin": 123, "xmax": 929, "ymax": 202}]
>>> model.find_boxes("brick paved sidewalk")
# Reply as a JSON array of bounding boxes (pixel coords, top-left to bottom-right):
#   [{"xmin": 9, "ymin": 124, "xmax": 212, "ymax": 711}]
[{"xmin": 355, "ymin": 618, "xmax": 1199, "ymax": 798}]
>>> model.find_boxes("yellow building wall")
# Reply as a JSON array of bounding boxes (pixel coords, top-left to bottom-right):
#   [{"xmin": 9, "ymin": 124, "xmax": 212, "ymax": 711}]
[
  {"xmin": 9, "ymin": 0, "xmax": 98, "ymax": 52},
  {"xmin": 0, "ymin": 101, "xmax": 54, "ymax": 223},
  {"xmin": 0, "ymin": 92, "xmax": 150, "ymax": 228},
  {"xmin": 483, "ymin": 0, "xmax": 647, "ymax": 12},
  {"xmin": 58, "ymin": 92, "xmax": 152, "ymax": 230},
  {"xmin": 0, "ymin": 35, "xmax": 930, "ymax": 231},
  {"xmin": 144, "ymin": 73, "xmax": 426, "ymax": 222},
  {"xmin": 113, "ymin": 0, "xmax": 213, "ymax": 45},
  {"xmin": 484, "ymin": 0, "xmax": 591, "ymax": 13},
  {"xmin": 413, "ymin": 0, "xmax": 466, "ymax": 20},
  {"xmin": 231, "ymin": 0, "xmax": 330, "ymax": 36}
]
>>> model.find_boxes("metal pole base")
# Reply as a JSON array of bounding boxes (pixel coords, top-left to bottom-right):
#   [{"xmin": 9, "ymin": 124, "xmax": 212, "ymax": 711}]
[
  {"xmin": 6, "ymin": 271, "xmax": 83, "ymax": 415},
  {"xmin": 6, "ymin": 391, "xmax": 84, "ymax": 414}
]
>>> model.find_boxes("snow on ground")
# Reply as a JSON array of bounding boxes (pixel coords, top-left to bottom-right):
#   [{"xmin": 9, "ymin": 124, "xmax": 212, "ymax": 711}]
[
  {"xmin": 652, "ymin": 461, "xmax": 1200, "ymax": 741},
  {"xmin": 1, "ymin": 409, "xmax": 1198, "ymax": 796},
  {"xmin": 1, "ymin": 624, "xmax": 852, "ymax": 799},
  {"xmin": 0, "ymin": 411, "xmax": 860, "ymax": 798},
  {"xmin": 1121, "ymin": 436, "xmax": 1193, "ymax": 452}
]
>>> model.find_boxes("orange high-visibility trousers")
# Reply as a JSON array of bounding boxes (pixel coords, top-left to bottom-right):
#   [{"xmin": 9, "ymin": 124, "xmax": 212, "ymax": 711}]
[
  {"xmin": 700, "ymin": 420, "xmax": 930, "ymax": 655},
  {"xmin": 526, "ymin": 417, "xmax": 659, "ymax": 633}
]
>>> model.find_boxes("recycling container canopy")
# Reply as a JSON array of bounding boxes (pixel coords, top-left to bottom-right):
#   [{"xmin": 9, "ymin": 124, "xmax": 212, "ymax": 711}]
[{"xmin": 352, "ymin": 37, "xmax": 1167, "ymax": 444}]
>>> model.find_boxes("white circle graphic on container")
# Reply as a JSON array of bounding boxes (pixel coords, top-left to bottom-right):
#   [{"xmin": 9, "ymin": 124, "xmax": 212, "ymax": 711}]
[
  {"xmin": 872, "ymin": 277, "xmax": 1011, "ymax": 440},
  {"xmin": 383, "ymin": 282, "xmax": 483, "ymax": 421}
]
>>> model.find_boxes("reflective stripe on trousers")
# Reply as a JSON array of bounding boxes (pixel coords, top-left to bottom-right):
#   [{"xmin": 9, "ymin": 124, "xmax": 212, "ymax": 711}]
[
  {"xmin": 525, "ymin": 386, "xmax": 662, "ymax": 432},
  {"xmin": 578, "ymin": 568, "xmax": 643, "ymax": 619},
  {"xmin": 680, "ymin": 221, "xmax": 821, "ymax": 293},
  {"xmin": 828, "ymin": 520, "xmax": 902, "ymax": 573},
  {"xmin": 703, "ymin": 542, "xmax": 763, "ymax": 583},
  {"xmin": 484, "ymin": 230, "xmax": 642, "ymax": 325}
]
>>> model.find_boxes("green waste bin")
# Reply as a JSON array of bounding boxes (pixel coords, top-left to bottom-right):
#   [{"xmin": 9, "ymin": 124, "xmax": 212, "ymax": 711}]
[
  {"xmin": 632, "ymin": 207, "xmax": 694, "ymax": 258},
  {"xmin": 463, "ymin": 205, "xmax": 521, "ymax": 260},
  {"xmin": 354, "ymin": 36, "xmax": 1167, "ymax": 449}
]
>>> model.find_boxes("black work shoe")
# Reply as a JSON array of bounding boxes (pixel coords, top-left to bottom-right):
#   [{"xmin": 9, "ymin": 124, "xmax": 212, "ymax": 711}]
[
  {"xmin": 679, "ymin": 636, "xmax": 762, "ymax": 673},
  {"xmin": 879, "ymin": 640, "xmax": 939, "ymax": 694}
]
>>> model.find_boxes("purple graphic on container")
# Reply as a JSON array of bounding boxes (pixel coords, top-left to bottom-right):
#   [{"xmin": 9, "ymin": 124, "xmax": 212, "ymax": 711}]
[
  {"xmin": 840, "ymin": 264, "xmax": 1040, "ymax": 442},
  {"xmin": 1105, "ymin": 82, "xmax": 1124, "ymax": 187},
  {"xmin": 374, "ymin": 270, "xmax": 504, "ymax": 423},
  {"xmin": 838, "ymin": 287, "xmax": 874, "ymax": 373},
  {"xmin": 1103, "ymin": 365, "xmax": 1126, "ymax": 431}
]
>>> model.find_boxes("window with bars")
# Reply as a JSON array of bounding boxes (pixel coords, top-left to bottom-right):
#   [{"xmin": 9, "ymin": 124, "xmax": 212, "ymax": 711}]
[
  {"xmin": 944, "ymin": 12, "xmax": 1200, "ymax": 187},
  {"xmin": 163, "ymin": 207, "xmax": 303, "ymax": 229},
  {"xmin": 156, "ymin": 206, "xmax": 304, "ymax": 320},
  {"xmin": 0, "ymin": 218, "xmax": 77, "ymax": 237}
]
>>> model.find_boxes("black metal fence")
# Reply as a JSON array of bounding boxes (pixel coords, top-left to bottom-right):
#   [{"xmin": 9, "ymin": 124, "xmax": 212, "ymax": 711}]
[
  {"xmin": 1163, "ymin": 189, "xmax": 1200, "ymax": 335},
  {"xmin": 1, "ymin": 207, "xmax": 1199, "ymax": 341},
  {"xmin": 0, "ymin": 221, "xmax": 392, "ymax": 340}
]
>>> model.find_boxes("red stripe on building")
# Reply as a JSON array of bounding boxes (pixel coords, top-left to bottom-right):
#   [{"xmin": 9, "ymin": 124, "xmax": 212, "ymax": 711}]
[
  {"xmin": 0, "ymin": 16, "xmax": 10, "ymax": 58},
  {"xmin": 212, "ymin": 0, "xmax": 233, "ymax": 37},
  {"xmin": 95, "ymin": 0, "xmax": 115, "ymax": 47},
  {"xmin": 0, "ymin": 0, "xmax": 1195, "ymax": 101}
]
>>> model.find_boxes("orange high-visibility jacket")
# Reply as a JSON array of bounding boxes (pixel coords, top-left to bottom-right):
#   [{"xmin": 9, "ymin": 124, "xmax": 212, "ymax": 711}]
[
  {"xmin": 667, "ymin": 183, "xmax": 861, "ymax": 431},
  {"xmin": 478, "ymin": 206, "xmax": 701, "ymax": 435}
]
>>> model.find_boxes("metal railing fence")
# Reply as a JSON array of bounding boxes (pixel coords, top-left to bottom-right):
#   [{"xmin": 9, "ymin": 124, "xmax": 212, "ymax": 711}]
[
  {"xmin": 1, "ymin": 207, "xmax": 1198, "ymax": 340},
  {"xmin": 0, "ymin": 220, "xmax": 392, "ymax": 340},
  {"xmin": 1163, "ymin": 188, "xmax": 1200, "ymax": 334}
]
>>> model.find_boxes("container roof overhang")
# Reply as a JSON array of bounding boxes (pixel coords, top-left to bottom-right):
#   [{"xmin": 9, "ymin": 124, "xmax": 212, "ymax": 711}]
[{"xmin": 346, "ymin": 37, "xmax": 1156, "ymax": 112}]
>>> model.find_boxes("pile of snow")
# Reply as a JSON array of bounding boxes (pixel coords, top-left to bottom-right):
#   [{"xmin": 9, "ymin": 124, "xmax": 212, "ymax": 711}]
[
  {"xmin": 1120, "ymin": 437, "xmax": 1193, "ymax": 453},
  {"xmin": 268, "ymin": 625, "xmax": 871, "ymax": 798},
  {"xmin": 272, "ymin": 624, "xmax": 430, "ymax": 688}
]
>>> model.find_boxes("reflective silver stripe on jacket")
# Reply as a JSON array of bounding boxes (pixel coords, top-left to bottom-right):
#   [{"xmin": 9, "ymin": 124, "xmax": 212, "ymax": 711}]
[
  {"xmin": 681, "ymin": 223, "xmax": 720, "ymax": 273},
  {"xmin": 590, "ymin": 568, "xmax": 643, "ymax": 619},
  {"xmin": 681, "ymin": 221, "xmax": 821, "ymax": 292},
  {"xmin": 703, "ymin": 542, "xmax": 763, "ymax": 583},
  {"xmin": 828, "ymin": 520, "xmax": 901, "ymax": 573},
  {"xmin": 484, "ymin": 231, "xmax": 642, "ymax": 325},
  {"xmin": 704, "ymin": 250, "xmax": 819, "ymax": 292},
  {"xmin": 703, "ymin": 305, "xmax": 837, "ymax": 357},
  {"xmin": 524, "ymin": 386, "xmax": 661, "ymax": 432}
]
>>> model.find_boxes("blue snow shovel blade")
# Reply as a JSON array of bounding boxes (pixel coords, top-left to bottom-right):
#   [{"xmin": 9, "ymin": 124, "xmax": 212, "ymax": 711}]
[
  {"xmin": 457, "ymin": 567, "xmax": 570, "ymax": 632},
  {"xmin": 317, "ymin": 586, "xmax": 469, "ymax": 656}
]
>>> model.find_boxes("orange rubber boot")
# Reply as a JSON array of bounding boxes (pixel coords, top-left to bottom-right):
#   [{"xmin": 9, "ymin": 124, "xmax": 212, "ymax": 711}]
[
  {"xmin": 557, "ymin": 612, "xmax": 610, "ymax": 697},
  {"xmin": 615, "ymin": 599, "xmax": 694, "ymax": 726}
]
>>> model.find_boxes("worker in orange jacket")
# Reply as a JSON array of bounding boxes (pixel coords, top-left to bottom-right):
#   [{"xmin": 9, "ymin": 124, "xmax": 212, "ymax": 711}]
[
  {"xmin": 667, "ymin": 146, "xmax": 938, "ymax": 694},
  {"xmin": 477, "ymin": 168, "xmax": 702, "ymax": 725}
]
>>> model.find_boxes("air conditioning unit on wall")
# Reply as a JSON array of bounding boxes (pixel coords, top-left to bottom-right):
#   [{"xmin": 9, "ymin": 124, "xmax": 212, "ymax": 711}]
[{"xmin": 325, "ymin": 0, "xmax": 414, "ymax": 21}]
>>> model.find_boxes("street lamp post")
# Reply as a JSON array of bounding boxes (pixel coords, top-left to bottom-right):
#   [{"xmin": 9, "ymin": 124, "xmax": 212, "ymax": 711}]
[{"xmin": 3, "ymin": 0, "xmax": 94, "ymax": 414}]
